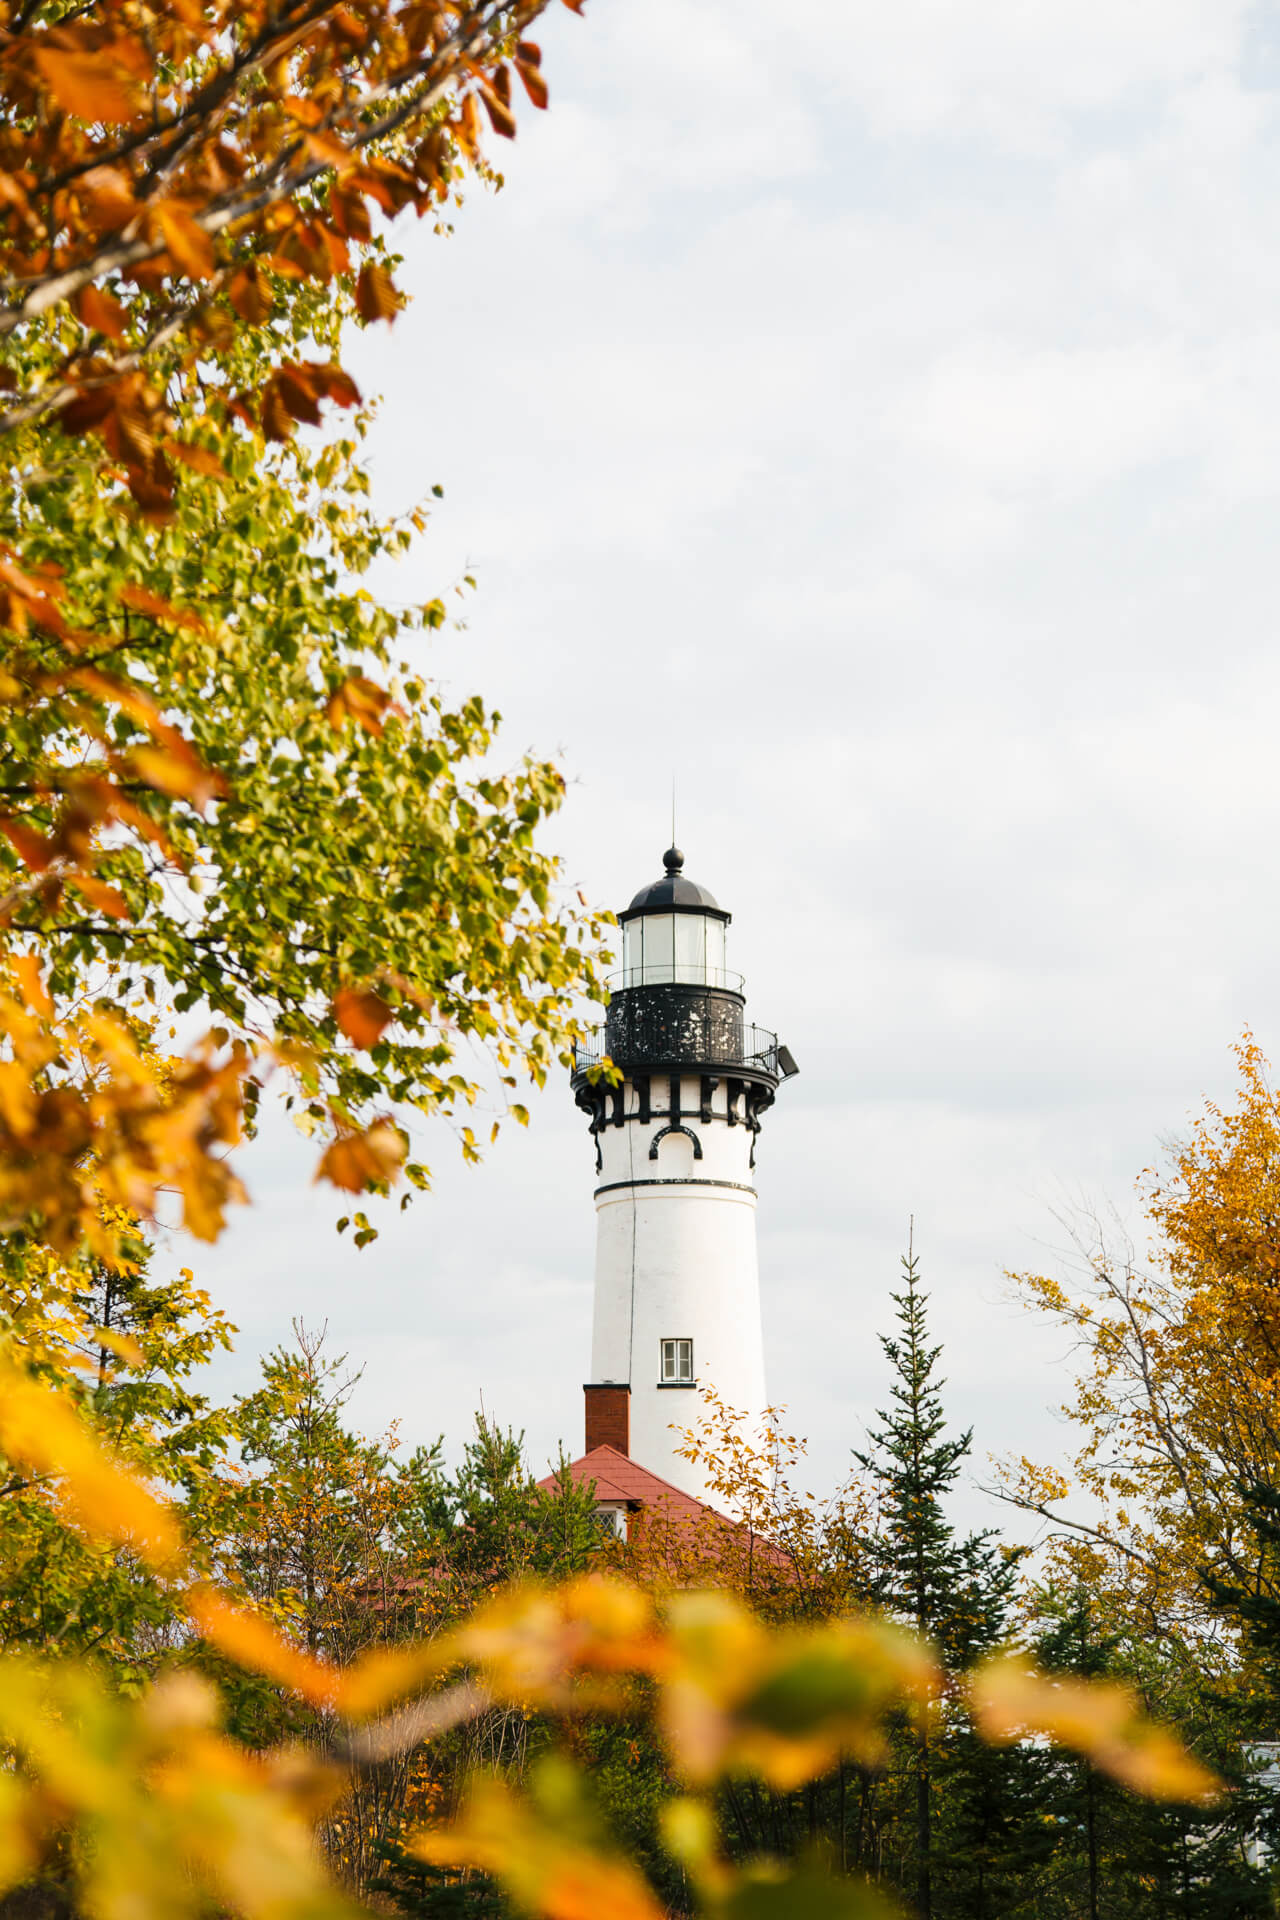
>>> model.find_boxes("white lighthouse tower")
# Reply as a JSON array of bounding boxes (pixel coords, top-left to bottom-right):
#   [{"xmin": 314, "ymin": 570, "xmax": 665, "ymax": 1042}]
[{"xmin": 571, "ymin": 847, "xmax": 797, "ymax": 1505}]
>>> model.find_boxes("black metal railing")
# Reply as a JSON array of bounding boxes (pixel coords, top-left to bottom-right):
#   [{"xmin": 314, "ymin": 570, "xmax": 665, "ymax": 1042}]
[{"xmin": 573, "ymin": 1019, "xmax": 784, "ymax": 1080}]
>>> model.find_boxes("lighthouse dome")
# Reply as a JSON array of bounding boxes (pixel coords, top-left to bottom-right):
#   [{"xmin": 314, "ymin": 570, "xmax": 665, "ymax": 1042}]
[{"xmin": 620, "ymin": 847, "xmax": 729, "ymax": 923}]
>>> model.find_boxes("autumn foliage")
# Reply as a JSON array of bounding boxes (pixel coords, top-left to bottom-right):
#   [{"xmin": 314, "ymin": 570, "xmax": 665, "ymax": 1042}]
[
  {"xmin": 0, "ymin": 0, "xmax": 609, "ymax": 1264},
  {"xmin": 0, "ymin": 5, "xmax": 1252, "ymax": 1918}
]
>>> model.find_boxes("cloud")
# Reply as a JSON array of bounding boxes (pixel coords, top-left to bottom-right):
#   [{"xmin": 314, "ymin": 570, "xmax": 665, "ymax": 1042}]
[{"xmin": 266, "ymin": 1, "xmax": 1280, "ymax": 1524}]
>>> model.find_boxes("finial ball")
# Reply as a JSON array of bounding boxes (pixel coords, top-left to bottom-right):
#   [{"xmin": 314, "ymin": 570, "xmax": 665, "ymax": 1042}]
[{"xmin": 663, "ymin": 845, "xmax": 684, "ymax": 874}]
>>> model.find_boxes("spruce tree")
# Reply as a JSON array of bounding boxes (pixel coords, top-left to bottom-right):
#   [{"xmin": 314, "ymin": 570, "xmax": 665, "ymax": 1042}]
[
  {"xmin": 1029, "ymin": 1585, "xmax": 1272, "ymax": 1920},
  {"xmin": 854, "ymin": 1241, "xmax": 1021, "ymax": 1919}
]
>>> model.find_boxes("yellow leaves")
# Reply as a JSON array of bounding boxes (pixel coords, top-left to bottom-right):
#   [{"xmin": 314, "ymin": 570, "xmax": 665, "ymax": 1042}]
[
  {"xmin": 454, "ymin": 1574, "xmax": 661, "ymax": 1711},
  {"xmin": 412, "ymin": 1759, "xmax": 667, "ymax": 1920},
  {"xmin": 315, "ymin": 1119, "xmax": 405, "ymax": 1193},
  {"xmin": 0, "ymin": 1363, "xmax": 1229, "ymax": 1920},
  {"xmin": 0, "ymin": 1660, "xmax": 358, "ymax": 1920},
  {"xmin": 971, "ymin": 1657, "xmax": 1220, "ymax": 1804},
  {"xmin": 0, "ymin": 1768, "xmax": 39, "ymax": 1895},
  {"xmin": 660, "ymin": 1593, "xmax": 935, "ymax": 1789},
  {"xmin": 0, "ymin": 1358, "xmax": 184, "ymax": 1569},
  {"xmin": 0, "ymin": 974, "xmax": 251, "ymax": 1258},
  {"xmin": 187, "ymin": 1588, "xmax": 343, "ymax": 1709},
  {"xmin": 333, "ymin": 985, "xmax": 393, "ymax": 1049},
  {"xmin": 94, "ymin": 1326, "xmax": 145, "ymax": 1369}
]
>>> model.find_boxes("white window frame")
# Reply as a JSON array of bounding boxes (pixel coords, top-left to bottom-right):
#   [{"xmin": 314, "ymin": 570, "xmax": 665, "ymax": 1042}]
[{"xmin": 660, "ymin": 1337, "xmax": 694, "ymax": 1384}]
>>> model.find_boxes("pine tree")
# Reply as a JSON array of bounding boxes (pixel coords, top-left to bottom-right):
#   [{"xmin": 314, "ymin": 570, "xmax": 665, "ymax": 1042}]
[
  {"xmin": 854, "ymin": 1239, "xmax": 1021, "ymax": 1919},
  {"xmin": 1026, "ymin": 1584, "xmax": 1272, "ymax": 1920},
  {"xmin": 366, "ymin": 1832, "xmax": 505, "ymax": 1918}
]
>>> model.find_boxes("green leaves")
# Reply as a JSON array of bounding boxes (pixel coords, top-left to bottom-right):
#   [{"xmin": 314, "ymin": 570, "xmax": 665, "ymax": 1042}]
[{"xmin": 0, "ymin": 342, "xmax": 607, "ymax": 1200}]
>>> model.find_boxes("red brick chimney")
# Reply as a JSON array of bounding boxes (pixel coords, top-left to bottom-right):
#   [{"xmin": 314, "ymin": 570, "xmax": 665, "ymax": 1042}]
[{"xmin": 584, "ymin": 1382, "xmax": 630, "ymax": 1456}]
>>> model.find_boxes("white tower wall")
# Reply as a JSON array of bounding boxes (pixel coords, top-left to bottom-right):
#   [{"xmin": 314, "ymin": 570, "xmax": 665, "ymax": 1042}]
[{"xmin": 588, "ymin": 1071, "xmax": 767, "ymax": 1503}]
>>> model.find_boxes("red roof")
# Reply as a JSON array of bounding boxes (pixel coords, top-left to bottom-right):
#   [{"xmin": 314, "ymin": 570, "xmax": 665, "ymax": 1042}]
[{"xmin": 537, "ymin": 1444, "xmax": 726, "ymax": 1526}]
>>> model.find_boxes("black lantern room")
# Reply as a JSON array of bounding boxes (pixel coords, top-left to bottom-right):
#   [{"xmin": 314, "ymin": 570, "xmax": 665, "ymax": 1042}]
[{"xmin": 572, "ymin": 849, "xmax": 797, "ymax": 1162}]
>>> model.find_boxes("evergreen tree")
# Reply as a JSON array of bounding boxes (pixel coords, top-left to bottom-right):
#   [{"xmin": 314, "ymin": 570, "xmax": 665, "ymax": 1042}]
[
  {"xmin": 1026, "ymin": 1585, "xmax": 1271, "ymax": 1920},
  {"xmin": 854, "ymin": 1241, "xmax": 1023, "ymax": 1919},
  {"xmin": 367, "ymin": 1832, "xmax": 505, "ymax": 1918}
]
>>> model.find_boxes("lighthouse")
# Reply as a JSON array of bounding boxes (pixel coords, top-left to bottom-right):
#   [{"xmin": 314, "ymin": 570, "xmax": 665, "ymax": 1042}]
[{"xmin": 571, "ymin": 848, "xmax": 797, "ymax": 1506}]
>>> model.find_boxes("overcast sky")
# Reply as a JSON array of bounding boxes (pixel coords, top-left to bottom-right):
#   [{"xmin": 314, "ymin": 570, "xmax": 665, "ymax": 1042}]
[{"xmin": 197, "ymin": 0, "xmax": 1280, "ymax": 1533}]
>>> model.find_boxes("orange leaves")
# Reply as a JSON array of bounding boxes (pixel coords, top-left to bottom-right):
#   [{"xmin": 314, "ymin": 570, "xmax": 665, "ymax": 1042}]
[
  {"xmin": 187, "ymin": 1589, "xmax": 344, "ymax": 1709},
  {"xmin": 64, "ymin": 872, "xmax": 129, "ymax": 920},
  {"xmin": 476, "ymin": 72, "xmax": 517, "ymax": 140},
  {"xmin": 228, "ymin": 264, "xmax": 273, "ymax": 325},
  {"xmin": 413, "ymin": 1763, "xmax": 667, "ymax": 1920},
  {"xmin": 75, "ymin": 284, "xmax": 126, "ymax": 340},
  {"xmin": 75, "ymin": 164, "xmax": 140, "ymax": 234},
  {"xmin": 326, "ymin": 672, "xmax": 398, "ymax": 734},
  {"xmin": 971, "ymin": 1657, "xmax": 1220, "ymax": 1804},
  {"xmin": 0, "ymin": 0, "xmax": 580, "ymax": 388},
  {"xmin": 33, "ymin": 46, "xmax": 139, "ymax": 127},
  {"xmin": 334, "ymin": 985, "xmax": 393, "ymax": 1049},
  {"xmin": 356, "ymin": 261, "xmax": 400, "ymax": 324},
  {"xmin": 68, "ymin": 663, "xmax": 225, "ymax": 811},
  {"xmin": 153, "ymin": 204, "xmax": 216, "ymax": 281},
  {"xmin": 162, "ymin": 438, "xmax": 228, "ymax": 479},
  {"xmin": 0, "ymin": 547, "xmax": 68, "ymax": 640},
  {"xmin": 315, "ymin": 1119, "xmax": 405, "ymax": 1193},
  {"xmin": 0, "ymin": 966, "xmax": 251, "ymax": 1258},
  {"xmin": 515, "ymin": 42, "xmax": 549, "ymax": 109},
  {"xmin": 0, "ymin": 1359, "xmax": 184, "ymax": 1568},
  {"xmin": 260, "ymin": 360, "xmax": 362, "ymax": 442},
  {"xmin": 1, "ymin": 817, "xmax": 54, "ymax": 872},
  {"xmin": 118, "ymin": 583, "xmax": 207, "ymax": 632}
]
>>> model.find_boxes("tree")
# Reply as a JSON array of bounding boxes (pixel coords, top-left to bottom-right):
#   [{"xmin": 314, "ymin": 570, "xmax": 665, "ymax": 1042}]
[
  {"xmin": 0, "ymin": 0, "xmax": 566, "ymax": 497},
  {"xmin": 0, "ymin": 1213, "xmax": 236, "ymax": 1662},
  {"xmin": 1022, "ymin": 1584, "xmax": 1270, "ymax": 1920},
  {"xmin": 853, "ymin": 1242, "xmax": 1021, "ymax": 1920},
  {"xmin": 0, "ymin": 0, "xmax": 608, "ymax": 1284},
  {"xmin": 1001, "ymin": 1036, "xmax": 1280, "ymax": 1648}
]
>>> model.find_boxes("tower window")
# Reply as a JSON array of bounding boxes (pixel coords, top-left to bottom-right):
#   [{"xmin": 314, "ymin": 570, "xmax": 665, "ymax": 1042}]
[{"xmin": 660, "ymin": 1338, "xmax": 694, "ymax": 1383}]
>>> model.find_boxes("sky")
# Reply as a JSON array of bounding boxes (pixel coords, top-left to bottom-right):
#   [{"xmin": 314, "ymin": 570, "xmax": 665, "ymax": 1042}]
[{"xmin": 198, "ymin": 0, "xmax": 1280, "ymax": 1533}]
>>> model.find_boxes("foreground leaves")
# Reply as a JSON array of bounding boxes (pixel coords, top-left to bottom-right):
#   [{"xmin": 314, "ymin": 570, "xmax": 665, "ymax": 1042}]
[{"xmin": 0, "ymin": 1356, "xmax": 1222, "ymax": 1920}]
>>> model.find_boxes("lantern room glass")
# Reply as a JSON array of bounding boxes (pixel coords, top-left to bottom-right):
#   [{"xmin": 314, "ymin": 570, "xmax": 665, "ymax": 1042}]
[{"xmin": 621, "ymin": 912, "xmax": 730, "ymax": 988}]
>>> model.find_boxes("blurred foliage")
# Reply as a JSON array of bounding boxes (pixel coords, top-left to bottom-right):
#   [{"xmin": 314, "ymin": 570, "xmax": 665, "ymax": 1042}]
[{"xmin": 0, "ymin": 1329, "xmax": 1229, "ymax": 1920}]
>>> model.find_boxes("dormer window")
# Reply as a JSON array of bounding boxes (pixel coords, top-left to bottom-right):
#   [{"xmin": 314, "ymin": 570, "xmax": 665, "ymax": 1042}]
[{"xmin": 660, "ymin": 1337, "xmax": 694, "ymax": 1384}]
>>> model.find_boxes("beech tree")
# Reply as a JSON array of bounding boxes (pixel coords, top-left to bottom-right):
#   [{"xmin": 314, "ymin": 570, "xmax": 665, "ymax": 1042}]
[{"xmin": 0, "ymin": 0, "xmax": 607, "ymax": 1267}]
